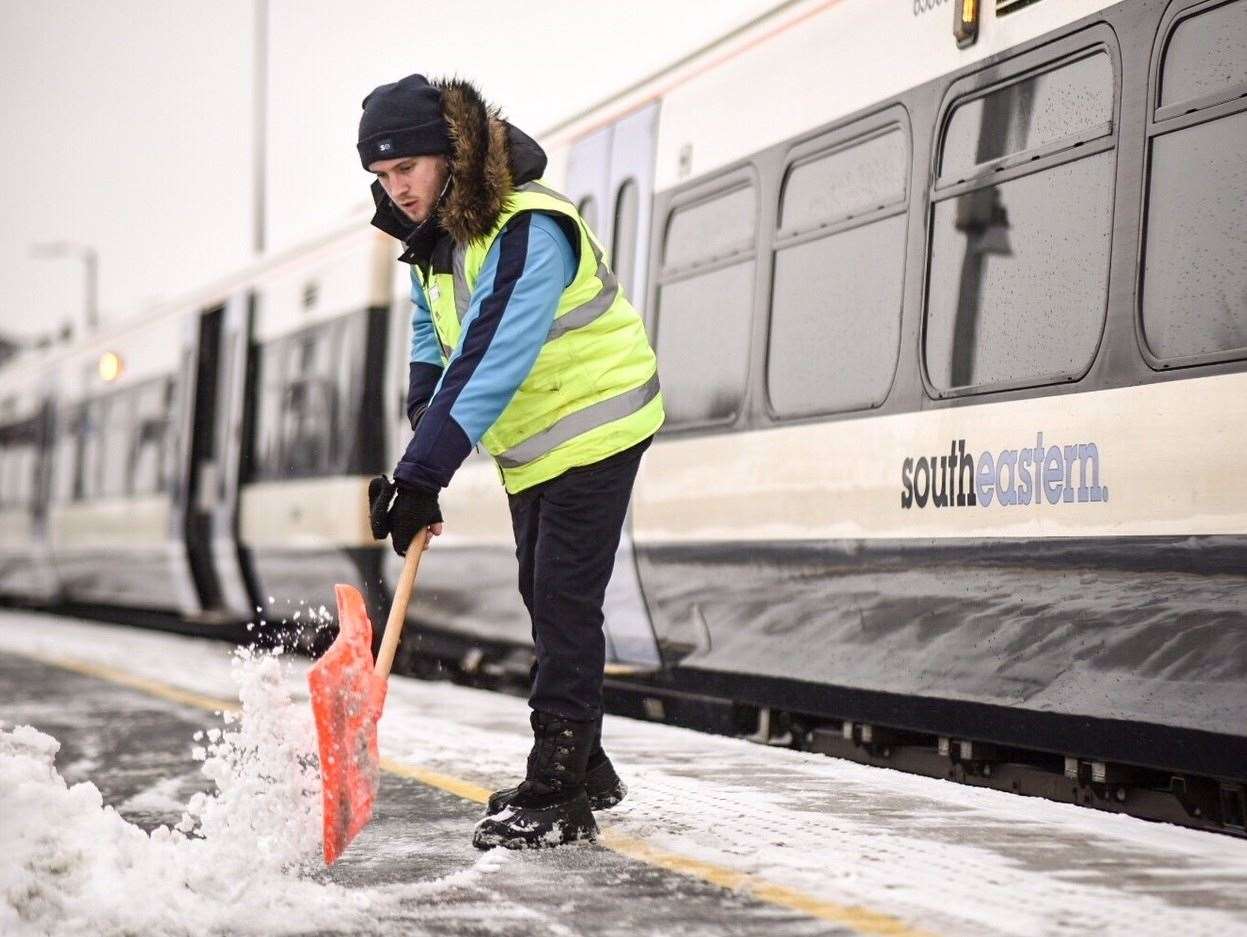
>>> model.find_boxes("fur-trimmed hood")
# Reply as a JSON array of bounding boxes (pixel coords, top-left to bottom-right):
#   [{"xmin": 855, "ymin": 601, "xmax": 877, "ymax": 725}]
[{"xmin": 368, "ymin": 78, "xmax": 548, "ymax": 257}]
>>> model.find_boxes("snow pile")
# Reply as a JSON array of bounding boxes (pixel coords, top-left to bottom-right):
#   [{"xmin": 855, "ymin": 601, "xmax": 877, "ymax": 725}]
[
  {"xmin": 0, "ymin": 646, "xmax": 374, "ymax": 937},
  {"xmin": 181, "ymin": 646, "xmax": 323, "ymax": 871}
]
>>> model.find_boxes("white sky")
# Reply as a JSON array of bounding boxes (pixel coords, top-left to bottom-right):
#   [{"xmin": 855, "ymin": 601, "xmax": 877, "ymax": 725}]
[{"xmin": 0, "ymin": 0, "xmax": 785, "ymax": 341}]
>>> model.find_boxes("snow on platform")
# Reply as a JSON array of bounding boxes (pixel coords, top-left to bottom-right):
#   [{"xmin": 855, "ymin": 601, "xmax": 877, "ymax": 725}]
[{"xmin": 2, "ymin": 609, "xmax": 1247, "ymax": 937}]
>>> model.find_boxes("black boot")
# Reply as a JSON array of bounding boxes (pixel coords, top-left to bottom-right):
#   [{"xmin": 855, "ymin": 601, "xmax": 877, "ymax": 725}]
[
  {"xmin": 473, "ymin": 712, "xmax": 598, "ymax": 850},
  {"xmin": 486, "ymin": 714, "xmax": 627, "ymax": 815}
]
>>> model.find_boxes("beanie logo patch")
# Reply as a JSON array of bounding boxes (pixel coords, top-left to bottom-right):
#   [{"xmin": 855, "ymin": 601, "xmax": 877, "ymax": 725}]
[{"xmin": 377, "ymin": 140, "xmax": 393, "ymax": 153}]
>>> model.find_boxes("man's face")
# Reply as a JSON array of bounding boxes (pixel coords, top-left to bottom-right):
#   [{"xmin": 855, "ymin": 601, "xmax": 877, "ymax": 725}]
[{"xmin": 369, "ymin": 154, "xmax": 449, "ymax": 224}]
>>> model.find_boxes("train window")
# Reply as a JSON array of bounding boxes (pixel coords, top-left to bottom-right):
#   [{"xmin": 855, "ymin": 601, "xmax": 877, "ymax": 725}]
[
  {"xmin": 612, "ymin": 179, "xmax": 640, "ymax": 297},
  {"xmin": 662, "ymin": 185, "xmax": 756, "ymax": 272},
  {"xmin": 926, "ymin": 47, "xmax": 1116, "ymax": 395},
  {"xmin": 927, "ymin": 155, "xmax": 1114, "ymax": 391},
  {"xmin": 130, "ymin": 379, "xmax": 172, "ymax": 495},
  {"xmin": 1141, "ymin": 1, "xmax": 1247, "ymax": 365},
  {"xmin": 280, "ymin": 322, "xmax": 340, "ymax": 475},
  {"xmin": 940, "ymin": 53, "xmax": 1113, "ymax": 182},
  {"xmin": 1159, "ymin": 0, "xmax": 1247, "ymax": 111},
  {"xmin": 768, "ymin": 125, "xmax": 908, "ymax": 418},
  {"xmin": 779, "ymin": 128, "xmax": 907, "ymax": 235},
  {"xmin": 656, "ymin": 262, "xmax": 754, "ymax": 425},
  {"xmin": 656, "ymin": 181, "xmax": 757, "ymax": 427},
  {"xmin": 253, "ymin": 313, "xmax": 372, "ymax": 479},
  {"xmin": 769, "ymin": 218, "xmax": 907, "ymax": 417},
  {"xmin": 99, "ymin": 393, "xmax": 132, "ymax": 498}
]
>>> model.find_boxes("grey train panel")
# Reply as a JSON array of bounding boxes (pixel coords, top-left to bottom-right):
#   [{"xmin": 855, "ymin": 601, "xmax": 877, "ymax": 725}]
[
  {"xmin": 248, "ymin": 547, "xmax": 385, "ymax": 643},
  {"xmin": 53, "ymin": 548, "xmax": 186, "ymax": 612},
  {"xmin": 637, "ymin": 536, "xmax": 1247, "ymax": 738},
  {"xmin": 407, "ymin": 545, "xmax": 533, "ymax": 649}
]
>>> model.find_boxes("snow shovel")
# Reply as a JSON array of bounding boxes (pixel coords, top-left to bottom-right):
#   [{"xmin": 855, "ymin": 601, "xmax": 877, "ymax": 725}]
[{"xmin": 307, "ymin": 528, "xmax": 429, "ymax": 864}]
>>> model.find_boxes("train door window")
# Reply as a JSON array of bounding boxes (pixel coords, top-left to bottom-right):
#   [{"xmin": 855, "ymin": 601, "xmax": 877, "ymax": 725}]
[
  {"xmin": 768, "ymin": 121, "xmax": 909, "ymax": 418},
  {"xmin": 0, "ymin": 438, "xmax": 11, "ymax": 506},
  {"xmin": 78, "ymin": 398, "xmax": 105, "ymax": 499},
  {"xmin": 254, "ymin": 338, "xmax": 288, "ymax": 479},
  {"xmin": 0, "ymin": 430, "xmax": 30, "ymax": 507},
  {"xmin": 925, "ymin": 42, "xmax": 1117, "ymax": 395},
  {"xmin": 19, "ymin": 443, "xmax": 38, "ymax": 506},
  {"xmin": 612, "ymin": 179, "xmax": 640, "ymax": 297},
  {"xmin": 99, "ymin": 391, "xmax": 132, "ymax": 498},
  {"xmin": 333, "ymin": 312, "xmax": 367, "ymax": 472},
  {"xmin": 130, "ymin": 378, "xmax": 171, "ymax": 495},
  {"xmin": 53, "ymin": 407, "xmax": 79, "ymax": 503},
  {"xmin": 655, "ymin": 179, "xmax": 757, "ymax": 427},
  {"xmin": 9, "ymin": 441, "xmax": 36, "ymax": 507},
  {"xmin": 0, "ymin": 444, "xmax": 10, "ymax": 506},
  {"xmin": 577, "ymin": 195, "xmax": 599, "ymax": 234},
  {"xmin": 1141, "ymin": 0, "xmax": 1247, "ymax": 366},
  {"xmin": 7, "ymin": 446, "xmax": 20, "ymax": 506},
  {"xmin": 1, "ymin": 445, "xmax": 21, "ymax": 507}
]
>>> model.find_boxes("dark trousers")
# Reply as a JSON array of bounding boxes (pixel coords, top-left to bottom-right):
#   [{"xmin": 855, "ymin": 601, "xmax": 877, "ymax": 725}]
[{"xmin": 508, "ymin": 437, "xmax": 651, "ymax": 722}]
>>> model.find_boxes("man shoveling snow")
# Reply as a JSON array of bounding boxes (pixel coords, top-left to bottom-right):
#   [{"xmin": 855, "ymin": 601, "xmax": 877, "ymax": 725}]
[{"xmin": 357, "ymin": 74, "xmax": 661, "ymax": 850}]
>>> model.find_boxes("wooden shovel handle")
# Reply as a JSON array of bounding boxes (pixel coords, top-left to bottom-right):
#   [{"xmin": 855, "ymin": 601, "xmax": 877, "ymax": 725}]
[{"xmin": 374, "ymin": 528, "xmax": 429, "ymax": 680}]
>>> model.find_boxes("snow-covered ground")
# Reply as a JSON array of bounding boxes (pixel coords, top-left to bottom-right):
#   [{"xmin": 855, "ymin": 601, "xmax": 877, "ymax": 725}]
[{"xmin": 2, "ymin": 609, "xmax": 1247, "ymax": 937}]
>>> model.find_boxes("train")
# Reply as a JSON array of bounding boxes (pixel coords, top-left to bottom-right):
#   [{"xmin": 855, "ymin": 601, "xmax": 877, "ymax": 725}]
[{"xmin": 2, "ymin": 0, "xmax": 1245, "ymax": 834}]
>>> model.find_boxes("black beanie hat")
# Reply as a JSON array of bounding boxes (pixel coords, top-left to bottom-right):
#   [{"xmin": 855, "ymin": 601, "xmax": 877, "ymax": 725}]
[{"xmin": 357, "ymin": 74, "xmax": 452, "ymax": 170}]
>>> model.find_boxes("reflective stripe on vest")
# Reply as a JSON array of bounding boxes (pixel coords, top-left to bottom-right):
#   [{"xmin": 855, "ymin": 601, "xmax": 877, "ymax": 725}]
[
  {"xmin": 451, "ymin": 245, "xmax": 470, "ymax": 323},
  {"xmin": 495, "ymin": 373, "xmax": 661, "ymax": 469}
]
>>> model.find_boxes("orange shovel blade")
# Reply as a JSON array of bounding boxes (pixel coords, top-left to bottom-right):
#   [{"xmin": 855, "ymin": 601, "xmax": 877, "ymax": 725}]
[{"xmin": 307, "ymin": 584, "xmax": 388, "ymax": 864}]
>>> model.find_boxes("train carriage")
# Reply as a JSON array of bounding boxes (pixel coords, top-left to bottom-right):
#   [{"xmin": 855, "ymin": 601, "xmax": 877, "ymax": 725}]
[{"xmin": 386, "ymin": 0, "xmax": 1247, "ymax": 820}]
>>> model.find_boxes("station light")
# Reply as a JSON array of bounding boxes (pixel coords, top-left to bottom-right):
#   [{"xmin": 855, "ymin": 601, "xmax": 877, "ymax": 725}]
[
  {"xmin": 98, "ymin": 351, "xmax": 124, "ymax": 382},
  {"xmin": 954, "ymin": 0, "xmax": 980, "ymax": 48}
]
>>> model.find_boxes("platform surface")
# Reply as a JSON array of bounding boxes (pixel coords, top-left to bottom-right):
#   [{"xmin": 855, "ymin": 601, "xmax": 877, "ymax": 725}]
[{"xmin": 2, "ymin": 609, "xmax": 1247, "ymax": 937}]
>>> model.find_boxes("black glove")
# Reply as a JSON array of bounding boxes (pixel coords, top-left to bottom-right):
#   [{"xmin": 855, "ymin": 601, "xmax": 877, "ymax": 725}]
[
  {"xmin": 368, "ymin": 474, "xmax": 442, "ymax": 556},
  {"xmin": 368, "ymin": 474, "xmax": 397, "ymax": 539}
]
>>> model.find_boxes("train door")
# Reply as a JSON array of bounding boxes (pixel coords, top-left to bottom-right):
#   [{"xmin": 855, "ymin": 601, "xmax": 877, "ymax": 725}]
[
  {"xmin": 565, "ymin": 103, "xmax": 664, "ymax": 671},
  {"xmin": 207, "ymin": 292, "xmax": 260, "ymax": 619},
  {"xmin": 564, "ymin": 126, "xmax": 613, "ymax": 238},
  {"xmin": 606, "ymin": 103, "xmax": 660, "ymax": 315},
  {"xmin": 28, "ymin": 394, "xmax": 59, "ymax": 598},
  {"xmin": 170, "ymin": 305, "xmax": 227, "ymax": 620}
]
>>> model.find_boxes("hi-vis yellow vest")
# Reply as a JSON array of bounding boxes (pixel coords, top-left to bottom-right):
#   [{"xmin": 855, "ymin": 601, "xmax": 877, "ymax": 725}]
[{"xmin": 413, "ymin": 180, "xmax": 664, "ymax": 494}]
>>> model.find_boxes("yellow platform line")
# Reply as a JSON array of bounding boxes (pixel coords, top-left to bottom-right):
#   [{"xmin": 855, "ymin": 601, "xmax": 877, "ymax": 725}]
[
  {"xmin": 12, "ymin": 650, "xmax": 241, "ymax": 713},
  {"xmin": 378, "ymin": 757, "xmax": 493, "ymax": 804},
  {"xmin": 9, "ymin": 648, "xmax": 936, "ymax": 937}
]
